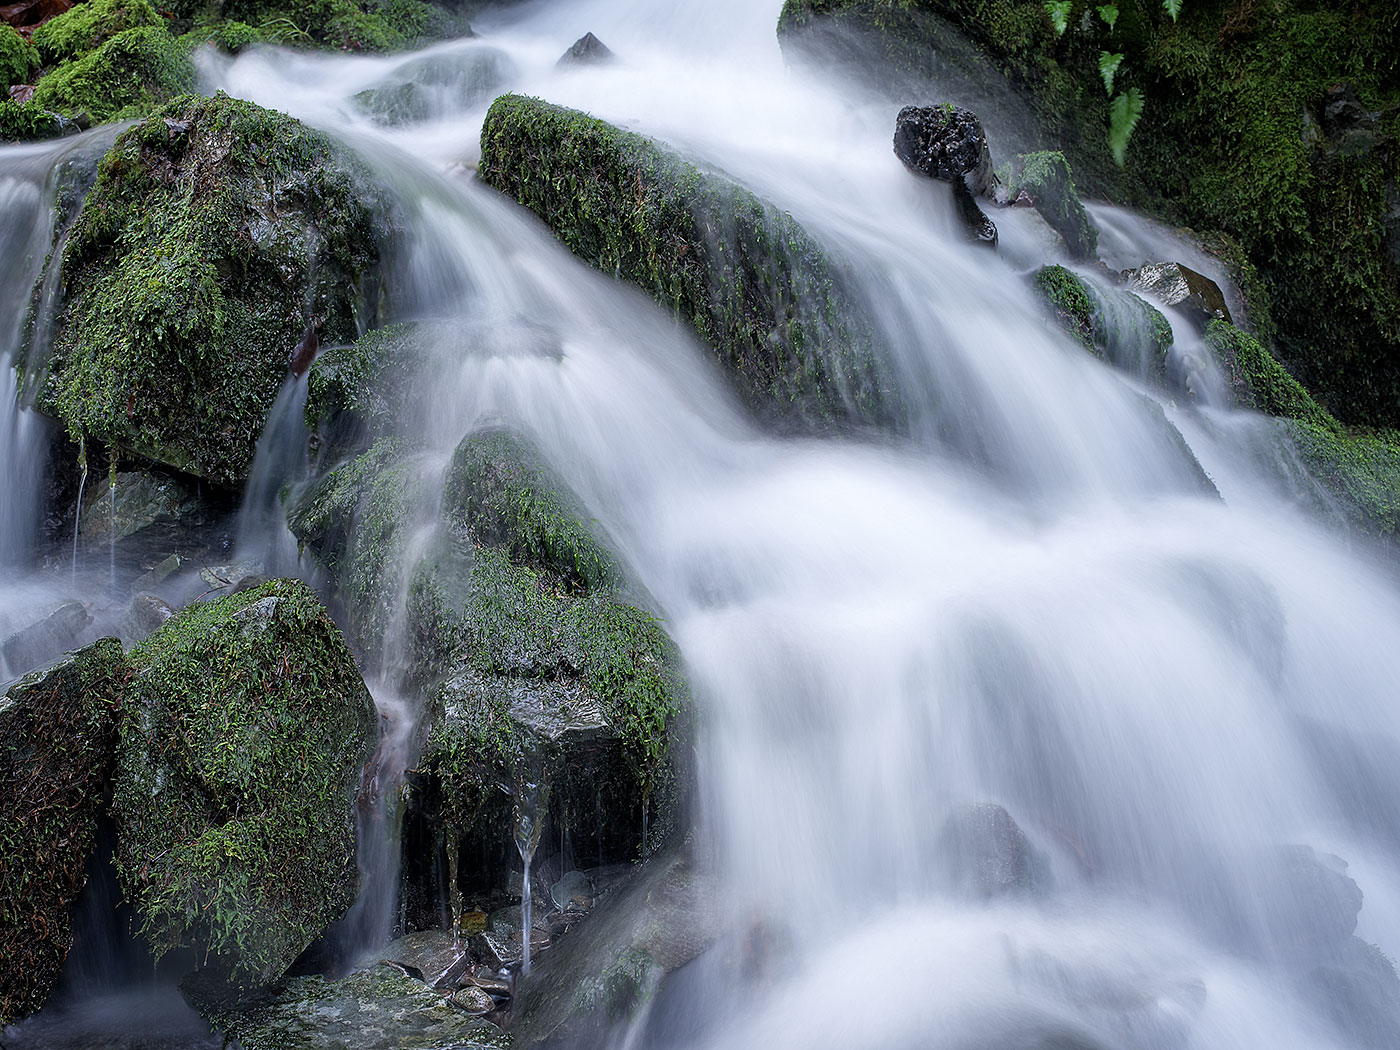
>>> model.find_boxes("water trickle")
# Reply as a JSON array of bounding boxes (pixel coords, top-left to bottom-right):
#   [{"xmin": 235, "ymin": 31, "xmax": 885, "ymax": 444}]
[{"xmin": 513, "ymin": 757, "xmax": 551, "ymax": 976}]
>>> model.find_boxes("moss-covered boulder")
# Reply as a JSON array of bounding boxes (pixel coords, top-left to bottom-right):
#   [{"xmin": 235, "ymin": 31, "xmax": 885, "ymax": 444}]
[
  {"xmin": 352, "ymin": 46, "xmax": 513, "ymax": 126},
  {"xmin": 34, "ymin": 92, "xmax": 394, "ymax": 488},
  {"xmin": 305, "ymin": 322, "xmax": 427, "ymax": 455},
  {"xmin": 0, "ymin": 638, "xmax": 125, "ymax": 1026},
  {"xmin": 1032, "ymin": 263, "xmax": 1171, "ymax": 381},
  {"xmin": 31, "ymin": 0, "xmax": 163, "ymax": 65},
  {"xmin": 112, "ymin": 579, "xmax": 377, "ymax": 989},
  {"xmin": 0, "ymin": 98, "xmax": 68, "ymax": 141},
  {"xmin": 1008, "ymin": 150, "xmax": 1096, "ymax": 259},
  {"xmin": 1203, "ymin": 320, "xmax": 1332, "ymax": 428},
  {"xmin": 211, "ymin": 0, "xmax": 467, "ymax": 53},
  {"xmin": 0, "ymin": 23, "xmax": 39, "ymax": 91},
  {"xmin": 29, "ymin": 24, "xmax": 196, "ymax": 123},
  {"xmin": 479, "ymin": 93, "xmax": 897, "ymax": 432}
]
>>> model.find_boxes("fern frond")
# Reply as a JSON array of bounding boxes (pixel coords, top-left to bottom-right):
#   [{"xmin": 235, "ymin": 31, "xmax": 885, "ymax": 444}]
[
  {"xmin": 1096, "ymin": 4, "xmax": 1118, "ymax": 30},
  {"xmin": 1163, "ymin": 0, "xmax": 1182, "ymax": 21},
  {"xmin": 1109, "ymin": 87, "xmax": 1145, "ymax": 166},
  {"xmin": 1044, "ymin": 0, "xmax": 1071, "ymax": 36},
  {"xmin": 1099, "ymin": 51, "xmax": 1124, "ymax": 95}
]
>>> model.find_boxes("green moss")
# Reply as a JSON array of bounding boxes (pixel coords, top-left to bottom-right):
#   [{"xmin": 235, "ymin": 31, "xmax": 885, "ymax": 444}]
[
  {"xmin": 479, "ymin": 93, "xmax": 897, "ymax": 431},
  {"xmin": 1011, "ymin": 150, "xmax": 1097, "ymax": 259},
  {"xmin": 443, "ymin": 426, "xmax": 622, "ymax": 593},
  {"xmin": 1203, "ymin": 319, "xmax": 1334, "ymax": 430},
  {"xmin": 30, "ymin": 24, "xmax": 195, "ymax": 123},
  {"xmin": 32, "ymin": 0, "xmax": 163, "ymax": 65},
  {"xmin": 1032, "ymin": 263, "xmax": 1172, "ymax": 381},
  {"xmin": 41, "ymin": 92, "xmax": 392, "ymax": 487},
  {"xmin": 0, "ymin": 99, "xmax": 65, "ymax": 142},
  {"xmin": 217, "ymin": 0, "xmax": 465, "ymax": 53},
  {"xmin": 1286, "ymin": 421, "xmax": 1400, "ymax": 538},
  {"xmin": 1033, "ymin": 263, "xmax": 1095, "ymax": 350},
  {"xmin": 178, "ymin": 20, "xmax": 268, "ymax": 53},
  {"xmin": 305, "ymin": 321, "xmax": 423, "ymax": 445},
  {"xmin": 112, "ymin": 579, "xmax": 376, "ymax": 990},
  {"xmin": 0, "ymin": 24, "xmax": 38, "ymax": 91},
  {"xmin": 0, "ymin": 639, "xmax": 125, "ymax": 1027}
]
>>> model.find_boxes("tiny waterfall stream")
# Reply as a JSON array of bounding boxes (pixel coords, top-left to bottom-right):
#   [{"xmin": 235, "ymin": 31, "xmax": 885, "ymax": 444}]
[{"xmin": 5, "ymin": 1, "xmax": 1400, "ymax": 1048}]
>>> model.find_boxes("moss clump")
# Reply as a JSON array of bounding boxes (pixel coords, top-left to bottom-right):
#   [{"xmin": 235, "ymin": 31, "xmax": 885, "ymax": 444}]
[
  {"xmin": 1010, "ymin": 150, "xmax": 1097, "ymax": 259},
  {"xmin": 212, "ymin": 0, "xmax": 466, "ymax": 53},
  {"xmin": 0, "ymin": 99, "xmax": 66, "ymax": 142},
  {"xmin": 479, "ymin": 93, "xmax": 897, "ymax": 431},
  {"xmin": 442, "ymin": 426, "xmax": 622, "ymax": 593},
  {"xmin": 1203, "ymin": 319, "xmax": 1334, "ymax": 430},
  {"xmin": 0, "ymin": 24, "xmax": 38, "ymax": 92},
  {"xmin": 178, "ymin": 20, "xmax": 268, "ymax": 54},
  {"xmin": 30, "ymin": 25, "xmax": 196, "ymax": 123},
  {"xmin": 0, "ymin": 639, "xmax": 125, "ymax": 1027},
  {"xmin": 112, "ymin": 579, "xmax": 376, "ymax": 990},
  {"xmin": 305, "ymin": 321, "xmax": 424, "ymax": 448},
  {"xmin": 39, "ymin": 92, "xmax": 393, "ymax": 487},
  {"xmin": 1032, "ymin": 263, "xmax": 1171, "ymax": 381},
  {"xmin": 32, "ymin": 0, "xmax": 163, "ymax": 64},
  {"xmin": 1286, "ymin": 421, "xmax": 1400, "ymax": 538}
]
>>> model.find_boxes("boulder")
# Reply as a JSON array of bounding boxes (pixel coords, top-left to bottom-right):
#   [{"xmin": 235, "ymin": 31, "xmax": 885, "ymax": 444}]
[
  {"xmin": 937, "ymin": 802, "xmax": 1039, "ymax": 899},
  {"xmin": 892, "ymin": 103, "xmax": 995, "ymax": 197},
  {"xmin": 0, "ymin": 638, "xmax": 124, "ymax": 1025},
  {"xmin": 33, "ymin": 92, "xmax": 395, "ymax": 488},
  {"xmin": 112, "ymin": 579, "xmax": 377, "ymax": 990},
  {"xmin": 117, "ymin": 591, "xmax": 174, "ymax": 645},
  {"xmin": 353, "ymin": 46, "xmax": 515, "ymax": 126},
  {"xmin": 558, "ymin": 32, "xmax": 613, "ymax": 67},
  {"xmin": 951, "ymin": 173, "xmax": 997, "ymax": 248},
  {"xmin": 1124, "ymin": 262, "xmax": 1232, "ymax": 327},
  {"xmin": 29, "ymin": 24, "xmax": 195, "ymax": 122},
  {"xmin": 1252, "ymin": 845, "xmax": 1361, "ymax": 966},
  {"xmin": 478, "ymin": 94, "xmax": 896, "ymax": 432},
  {"xmin": 1031, "ymin": 264, "xmax": 1172, "ymax": 382},
  {"xmin": 30, "ymin": 0, "xmax": 159, "ymax": 64},
  {"xmin": 1009, "ymin": 151, "xmax": 1097, "ymax": 260},
  {"xmin": 1201, "ymin": 319, "xmax": 1331, "ymax": 425},
  {"xmin": 0, "ymin": 599, "xmax": 90, "ymax": 678},
  {"xmin": 77, "ymin": 469, "xmax": 202, "ymax": 545}
]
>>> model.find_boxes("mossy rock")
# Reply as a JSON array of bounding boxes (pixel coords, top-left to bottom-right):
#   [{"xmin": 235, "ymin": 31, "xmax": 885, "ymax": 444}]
[
  {"xmin": 479, "ymin": 93, "xmax": 898, "ymax": 432},
  {"xmin": 305, "ymin": 321, "xmax": 428, "ymax": 453},
  {"xmin": 0, "ymin": 99, "xmax": 69, "ymax": 142},
  {"xmin": 0, "ymin": 23, "xmax": 39, "ymax": 91},
  {"xmin": 36, "ymin": 92, "xmax": 395, "ymax": 488},
  {"xmin": 215, "ymin": 0, "xmax": 468, "ymax": 52},
  {"xmin": 178, "ymin": 20, "xmax": 269, "ymax": 54},
  {"xmin": 352, "ymin": 45, "xmax": 513, "ymax": 126},
  {"xmin": 31, "ymin": 0, "xmax": 163, "ymax": 65},
  {"xmin": 1202, "ymin": 319, "xmax": 1334, "ymax": 430},
  {"xmin": 0, "ymin": 638, "xmax": 125, "ymax": 1027},
  {"xmin": 112, "ymin": 579, "xmax": 377, "ymax": 990},
  {"xmin": 1010, "ymin": 150, "xmax": 1097, "ymax": 259},
  {"xmin": 30, "ymin": 24, "xmax": 196, "ymax": 124},
  {"xmin": 1031, "ymin": 263, "xmax": 1172, "ymax": 381},
  {"xmin": 189, "ymin": 963, "xmax": 507, "ymax": 1050}
]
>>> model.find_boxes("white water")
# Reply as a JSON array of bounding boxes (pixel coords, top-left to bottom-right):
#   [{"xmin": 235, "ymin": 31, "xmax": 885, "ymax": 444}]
[{"xmin": 2, "ymin": 1, "xmax": 1398, "ymax": 1048}]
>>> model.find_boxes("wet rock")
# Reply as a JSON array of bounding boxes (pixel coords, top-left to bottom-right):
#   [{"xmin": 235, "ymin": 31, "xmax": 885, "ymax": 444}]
[
  {"xmin": 113, "ymin": 579, "xmax": 377, "ymax": 991},
  {"xmin": 382, "ymin": 929, "xmax": 467, "ymax": 988},
  {"xmin": 36, "ymin": 93, "xmax": 395, "ymax": 488},
  {"xmin": 469, "ymin": 927, "xmax": 547, "ymax": 970},
  {"xmin": 78, "ymin": 470, "xmax": 201, "ymax": 544},
  {"xmin": 1201, "ymin": 319, "xmax": 1330, "ymax": 424},
  {"xmin": 1009, "ymin": 151, "xmax": 1097, "ymax": 260},
  {"xmin": 0, "ymin": 599, "xmax": 90, "ymax": 678},
  {"xmin": 557, "ymin": 31, "xmax": 613, "ymax": 66},
  {"xmin": 951, "ymin": 173, "xmax": 997, "ymax": 248},
  {"xmin": 0, "ymin": 638, "xmax": 124, "ymax": 1026},
  {"xmin": 192, "ymin": 964, "xmax": 506, "ymax": 1050},
  {"xmin": 1253, "ymin": 845, "xmax": 1362, "ymax": 966},
  {"xmin": 892, "ymin": 103, "xmax": 995, "ymax": 197},
  {"xmin": 938, "ymin": 802, "xmax": 1038, "ymax": 898},
  {"xmin": 117, "ymin": 591, "xmax": 173, "ymax": 645},
  {"xmin": 0, "ymin": 0, "xmax": 71, "ymax": 31},
  {"xmin": 131, "ymin": 552, "xmax": 181, "ymax": 592},
  {"xmin": 451, "ymin": 984, "xmax": 495, "ymax": 1014},
  {"xmin": 353, "ymin": 46, "xmax": 515, "ymax": 127},
  {"xmin": 550, "ymin": 869, "xmax": 591, "ymax": 909},
  {"xmin": 1123, "ymin": 261, "xmax": 1232, "ymax": 327},
  {"xmin": 479, "ymin": 94, "xmax": 897, "ymax": 431},
  {"xmin": 1031, "ymin": 264, "xmax": 1173, "ymax": 382},
  {"xmin": 1308, "ymin": 937, "xmax": 1400, "ymax": 1050}
]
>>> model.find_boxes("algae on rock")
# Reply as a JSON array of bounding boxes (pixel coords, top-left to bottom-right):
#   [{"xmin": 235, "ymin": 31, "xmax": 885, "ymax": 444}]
[
  {"xmin": 112, "ymin": 579, "xmax": 377, "ymax": 989},
  {"xmin": 478, "ymin": 93, "xmax": 897, "ymax": 432},
  {"xmin": 33, "ymin": 92, "xmax": 395, "ymax": 488},
  {"xmin": 0, "ymin": 638, "xmax": 125, "ymax": 1027}
]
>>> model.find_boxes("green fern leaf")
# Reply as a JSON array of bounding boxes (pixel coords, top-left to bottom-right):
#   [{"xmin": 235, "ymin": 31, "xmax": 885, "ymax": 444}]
[
  {"xmin": 1044, "ymin": 0, "xmax": 1071, "ymax": 36},
  {"xmin": 1108, "ymin": 87, "xmax": 1146, "ymax": 166},
  {"xmin": 1163, "ymin": 0, "xmax": 1182, "ymax": 21},
  {"xmin": 1099, "ymin": 51, "xmax": 1124, "ymax": 95},
  {"xmin": 1096, "ymin": 4, "xmax": 1118, "ymax": 29}
]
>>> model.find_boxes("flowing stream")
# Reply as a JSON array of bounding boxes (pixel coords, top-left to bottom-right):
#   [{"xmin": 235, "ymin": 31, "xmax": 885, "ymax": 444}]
[{"xmin": 5, "ymin": 1, "xmax": 1400, "ymax": 1047}]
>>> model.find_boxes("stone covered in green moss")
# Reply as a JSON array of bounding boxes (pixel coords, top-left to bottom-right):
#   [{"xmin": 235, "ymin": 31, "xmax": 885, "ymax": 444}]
[
  {"xmin": 32, "ymin": 0, "xmax": 163, "ymax": 64},
  {"xmin": 30, "ymin": 25, "xmax": 196, "ymax": 123},
  {"xmin": 1285, "ymin": 420, "xmax": 1400, "ymax": 538},
  {"xmin": 1203, "ymin": 319, "xmax": 1333, "ymax": 430},
  {"xmin": 0, "ymin": 638, "xmax": 125, "ymax": 1026},
  {"xmin": 215, "ymin": 0, "xmax": 467, "ymax": 53},
  {"xmin": 305, "ymin": 321, "xmax": 426, "ymax": 450},
  {"xmin": 0, "ymin": 24, "xmax": 38, "ymax": 92},
  {"xmin": 1032, "ymin": 264, "xmax": 1171, "ymax": 380},
  {"xmin": 1010, "ymin": 150, "xmax": 1097, "ymax": 259},
  {"xmin": 0, "ymin": 99, "xmax": 66, "ymax": 142},
  {"xmin": 112, "ymin": 579, "xmax": 376, "ymax": 989},
  {"xmin": 178, "ymin": 20, "xmax": 269, "ymax": 54},
  {"xmin": 353, "ymin": 46, "xmax": 513, "ymax": 126},
  {"xmin": 479, "ymin": 93, "xmax": 896, "ymax": 431},
  {"xmin": 37, "ymin": 92, "xmax": 394, "ymax": 487}
]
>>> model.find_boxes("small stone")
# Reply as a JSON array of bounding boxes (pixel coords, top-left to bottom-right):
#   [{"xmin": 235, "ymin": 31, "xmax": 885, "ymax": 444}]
[
  {"xmin": 118, "ymin": 592, "xmax": 174, "ymax": 646},
  {"xmin": 1, "ymin": 601, "xmax": 90, "ymax": 679},
  {"xmin": 1124, "ymin": 261, "xmax": 1232, "ymax": 326},
  {"xmin": 450, "ymin": 985, "xmax": 495, "ymax": 1015},
  {"xmin": 557, "ymin": 32, "xmax": 614, "ymax": 67},
  {"xmin": 893, "ymin": 104, "xmax": 996, "ymax": 198},
  {"xmin": 550, "ymin": 870, "xmax": 591, "ymax": 909}
]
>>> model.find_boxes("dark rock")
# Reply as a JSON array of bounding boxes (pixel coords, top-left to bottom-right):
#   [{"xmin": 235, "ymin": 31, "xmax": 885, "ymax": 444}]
[
  {"xmin": 557, "ymin": 31, "xmax": 613, "ymax": 67},
  {"xmin": 113, "ymin": 579, "xmax": 377, "ymax": 991},
  {"xmin": 382, "ymin": 929, "xmax": 467, "ymax": 988},
  {"xmin": 1124, "ymin": 262, "xmax": 1232, "ymax": 326},
  {"xmin": 451, "ymin": 985, "xmax": 495, "ymax": 1014},
  {"xmin": 937, "ymin": 802, "xmax": 1037, "ymax": 898},
  {"xmin": 893, "ymin": 103, "xmax": 995, "ymax": 197},
  {"xmin": 131, "ymin": 552, "xmax": 182, "ymax": 592},
  {"xmin": 0, "ymin": 599, "xmax": 90, "ymax": 679},
  {"xmin": 550, "ymin": 869, "xmax": 591, "ymax": 909},
  {"xmin": 0, "ymin": 0, "xmax": 70, "ymax": 30},
  {"xmin": 77, "ymin": 469, "xmax": 201, "ymax": 545},
  {"xmin": 951, "ymin": 173, "xmax": 997, "ymax": 248},
  {"xmin": 353, "ymin": 46, "xmax": 515, "ymax": 127},
  {"xmin": 1321, "ymin": 84, "xmax": 1374, "ymax": 136},
  {"xmin": 1010, "ymin": 151, "xmax": 1097, "ymax": 260},
  {"xmin": 117, "ymin": 591, "xmax": 174, "ymax": 645},
  {"xmin": 0, "ymin": 638, "xmax": 124, "ymax": 1025}
]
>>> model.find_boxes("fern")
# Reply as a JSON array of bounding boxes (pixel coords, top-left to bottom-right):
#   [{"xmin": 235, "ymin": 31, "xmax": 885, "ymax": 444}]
[
  {"xmin": 1099, "ymin": 51, "xmax": 1124, "ymax": 94},
  {"xmin": 1108, "ymin": 87, "xmax": 1145, "ymax": 166},
  {"xmin": 1044, "ymin": 0, "xmax": 1071, "ymax": 36},
  {"xmin": 1096, "ymin": 4, "xmax": 1118, "ymax": 29},
  {"xmin": 1163, "ymin": 0, "xmax": 1182, "ymax": 21}
]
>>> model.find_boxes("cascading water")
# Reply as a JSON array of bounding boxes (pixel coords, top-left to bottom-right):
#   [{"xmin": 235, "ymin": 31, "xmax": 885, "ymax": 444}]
[{"xmin": 5, "ymin": 1, "xmax": 1400, "ymax": 1047}]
